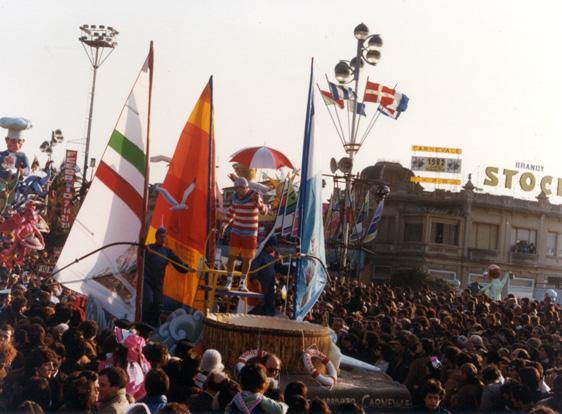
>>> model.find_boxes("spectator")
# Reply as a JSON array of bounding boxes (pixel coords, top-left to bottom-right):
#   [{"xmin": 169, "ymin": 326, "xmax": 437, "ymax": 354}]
[
  {"xmin": 226, "ymin": 363, "xmax": 287, "ymax": 414},
  {"xmin": 537, "ymin": 374, "xmax": 562, "ymax": 412},
  {"xmin": 416, "ymin": 379, "xmax": 450, "ymax": 413},
  {"xmin": 141, "ymin": 369, "xmax": 169, "ymax": 414},
  {"xmin": 187, "ymin": 370, "xmax": 226, "ymax": 413},
  {"xmin": 480, "ymin": 365, "xmax": 504, "ymax": 412},
  {"xmin": 309, "ymin": 398, "xmax": 331, "ymax": 414},
  {"xmin": 156, "ymin": 402, "xmax": 191, "ymax": 414},
  {"xmin": 98, "ymin": 367, "xmax": 130, "ymax": 414}
]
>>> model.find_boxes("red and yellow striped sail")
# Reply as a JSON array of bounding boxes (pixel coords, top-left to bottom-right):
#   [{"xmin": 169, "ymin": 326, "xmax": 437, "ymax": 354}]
[{"xmin": 147, "ymin": 80, "xmax": 215, "ymax": 309}]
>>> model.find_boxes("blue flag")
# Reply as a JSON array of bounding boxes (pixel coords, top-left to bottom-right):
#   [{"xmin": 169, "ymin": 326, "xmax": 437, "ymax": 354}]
[
  {"xmin": 363, "ymin": 199, "xmax": 384, "ymax": 243},
  {"xmin": 295, "ymin": 59, "xmax": 329, "ymax": 320}
]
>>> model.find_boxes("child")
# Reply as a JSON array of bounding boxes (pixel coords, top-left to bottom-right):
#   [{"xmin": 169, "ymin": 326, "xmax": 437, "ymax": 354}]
[{"xmin": 226, "ymin": 363, "xmax": 287, "ymax": 414}]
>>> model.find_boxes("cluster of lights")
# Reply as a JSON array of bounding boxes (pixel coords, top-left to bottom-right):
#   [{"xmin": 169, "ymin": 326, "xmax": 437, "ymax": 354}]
[
  {"xmin": 334, "ymin": 23, "xmax": 383, "ymax": 84},
  {"xmin": 79, "ymin": 24, "xmax": 119, "ymax": 48}
]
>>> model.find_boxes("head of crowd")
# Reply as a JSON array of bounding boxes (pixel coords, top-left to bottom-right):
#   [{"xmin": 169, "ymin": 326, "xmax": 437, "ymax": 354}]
[{"xmin": 0, "ymin": 262, "xmax": 559, "ymax": 414}]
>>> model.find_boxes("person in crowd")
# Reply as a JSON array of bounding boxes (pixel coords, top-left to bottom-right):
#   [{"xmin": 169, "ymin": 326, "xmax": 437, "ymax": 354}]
[
  {"xmin": 194, "ymin": 348, "xmax": 224, "ymax": 389},
  {"xmin": 140, "ymin": 369, "xmax": 169, "ymax": 414},
  {"xmin": 537, "ymin": 374, "xmax": 562, "ymax": 412},
  {"xmin": 187, "ymin": 369, "xmax": 227, "ymax": 412},
  {"xmin": 59, "ymin": 372, "xmax": 98, "ymax": 413},
  {"xmin": 416, "ymin": 379, "xmax": 450, "ymax": 414},
  {"xmin": 226, "ymin": 363, "xmax": 287, "ymax": 414},
  {"xmin": 98, "ymin": 367, "xmax": 130, "ymax": 414}
]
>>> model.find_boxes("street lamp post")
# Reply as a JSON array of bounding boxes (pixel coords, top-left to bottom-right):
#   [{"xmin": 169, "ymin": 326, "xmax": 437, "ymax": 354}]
[
  {"xmin": 79, "ymin": 24, "xmax": 118, "ymax": 198},
  {"xmin": 334, "ymin": 23, "xmax": 383, "ymax": 269}
]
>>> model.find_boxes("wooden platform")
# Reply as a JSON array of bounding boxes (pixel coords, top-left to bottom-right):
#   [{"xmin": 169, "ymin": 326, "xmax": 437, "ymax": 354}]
[{"xmin": 203, "ymin": 313, "xmax": 332, "ymax": 373}]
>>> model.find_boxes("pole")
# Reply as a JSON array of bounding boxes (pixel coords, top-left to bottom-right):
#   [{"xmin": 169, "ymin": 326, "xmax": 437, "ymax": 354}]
[
  {"xmin": 82, "ymin": 47, "xmax": 99, "ymax": 199},
  {"xmin": 341, "ymin": 39, "xmax": 363, "ymax": 270}
]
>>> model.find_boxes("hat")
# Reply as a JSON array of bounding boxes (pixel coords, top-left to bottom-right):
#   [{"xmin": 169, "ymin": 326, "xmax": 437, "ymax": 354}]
[
  {"xmin": 457, "ymin": 335, "xmax": 469, "ymax": 347},
  {"xmin": 0, "ymin": 117, "xmax": 32, "ymax": 140},
  {"xmin": 234, "ymin": 177, "xmax": 249, "ymax": 188},
  {"xmin": 469, "ymin": 334, "xmax": 485, "ymax": 348},
  {"xmin": 156, "ymin": 227, "xmax": 166, "ymax": 236},
  {"xmin": 54, "ymin": 323, "xmax": 69, "ymax": 336},
  {"xmin": 200, "ymin": 349, "xmax": 224, "ymax": 373}
]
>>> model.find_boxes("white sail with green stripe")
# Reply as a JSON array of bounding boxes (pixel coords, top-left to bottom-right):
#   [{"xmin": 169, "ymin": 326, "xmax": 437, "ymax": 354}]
[{"xmin": 54, "ymin": 45, "xmax": 153, "ymax": 321}]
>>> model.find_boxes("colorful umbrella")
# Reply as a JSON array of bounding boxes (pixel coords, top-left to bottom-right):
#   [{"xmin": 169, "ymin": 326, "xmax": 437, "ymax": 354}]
[{"xmin": 230, "ymin": 145, "xmax": 294, "ymax": 170}]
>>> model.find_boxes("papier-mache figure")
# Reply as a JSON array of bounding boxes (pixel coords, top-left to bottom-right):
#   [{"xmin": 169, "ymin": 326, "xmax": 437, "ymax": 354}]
[
  {"xmin": 480, "ymin": 264, "xmax": 514, "ymax": 301},
  {"xmin": 0, "ymin": 117, "xmax": 32, "ymax": 180}
]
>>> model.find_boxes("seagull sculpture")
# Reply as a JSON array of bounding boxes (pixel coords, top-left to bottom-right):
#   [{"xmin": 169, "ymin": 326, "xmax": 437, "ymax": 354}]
[{"xmin": 155, "ymin": 179, "xmax": 196, "ymax": 211}]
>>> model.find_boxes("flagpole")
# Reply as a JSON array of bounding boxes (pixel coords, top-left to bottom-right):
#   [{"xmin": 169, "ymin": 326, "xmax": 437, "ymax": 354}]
[
  {"xmin": 135, "ymin": 41, "xmax": 154, "ymax": 322},
  {"xmin": 205, "ymin": 75, "xmax": 215, "ymax": 314},
  {"xmin": 315, "ymin": 84, "xmax": 346, "ymax": 148},
  {"xmin": 294, "ymin": 58, "xmax": 314, "ymax": 320},
  {"xmin": 324, "ymin": 74, "xmax": 347, "ymax": 145}
]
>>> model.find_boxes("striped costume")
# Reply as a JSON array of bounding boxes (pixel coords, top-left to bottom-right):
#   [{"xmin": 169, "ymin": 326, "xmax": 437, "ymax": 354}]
[{"xmin": 225, "ymin": 190, "xmax": 268, "ymax": 250}]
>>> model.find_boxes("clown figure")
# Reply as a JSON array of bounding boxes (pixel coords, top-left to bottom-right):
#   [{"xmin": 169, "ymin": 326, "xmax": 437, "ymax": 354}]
[{"xmin": 221, "ymin": 177, "xmax": 268, "ymax": 291}]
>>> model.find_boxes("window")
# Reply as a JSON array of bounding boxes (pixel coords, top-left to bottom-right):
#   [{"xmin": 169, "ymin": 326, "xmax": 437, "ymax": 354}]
[
  {"xmin": 377, "ymin": 217, "xmax": 395, "ymax": 242},
  {"xmin": 428, "ymin": 269, "xmax": 456, "ymax": 282},
  {"xmin": 511, "ymin": 228, "xmax": 537, "ymax": 253},
  {"xmin": 431, "ymin": 222, "xmax": 459, "ymax": 245},
  {"xmin": 546, "ymin": 232, "xmax": 562, "ymax": 257},
  {"xmin": 472, "ymin": 223, "xmax": 499, "ymax": 250},
  {"xmin": 404, "ymin": 219, "xmax": 423, "ymax": 242}
]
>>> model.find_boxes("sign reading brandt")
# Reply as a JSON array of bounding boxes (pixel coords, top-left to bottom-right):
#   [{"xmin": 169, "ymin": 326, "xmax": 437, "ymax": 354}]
[{"xmin": 483, "ymin": 166, "xmax": 562, "ymax": 196}]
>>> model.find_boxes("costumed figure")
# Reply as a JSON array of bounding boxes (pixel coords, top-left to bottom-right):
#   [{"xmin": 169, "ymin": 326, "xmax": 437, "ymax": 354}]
[
  {"xmin": 480, "ymin": 264, "xmax": 514, "ymax": 301},
  {"xmin": 0, "ymin": 118, "xmax": 32, "ymax": 213},
  {"xmin": 98, "ymin": 327, "xmax": 151, "ymax": 401},
  {"xmin": 14, "ymin": 159, "xmax": 54, "ymax": 206},
  {"xmin": 0, "ymin": 117, "xmax": 31, "ymax": 180},
  {"xmin": 142, "ymin": 227, "xmax": 189, "ymax": 326},
  {"xmin": 221, "ymin": 177, "xmax": 268, "ymax": 291}
]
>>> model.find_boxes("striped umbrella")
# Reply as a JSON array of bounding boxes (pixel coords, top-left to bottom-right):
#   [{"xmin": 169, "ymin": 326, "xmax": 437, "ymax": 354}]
[{"xmin": 230, "ymin": 145, "xmax": 294, "ymax": 170}]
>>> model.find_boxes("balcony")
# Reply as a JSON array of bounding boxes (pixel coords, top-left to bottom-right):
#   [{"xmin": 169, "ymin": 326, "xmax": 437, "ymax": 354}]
[
  {"xmin": 468, "ymin": 248, "xmax": 498, "ymax": 261},
  {"xmin": 509, "ymin": 251, "xmax": 538, "ymax": 265}
]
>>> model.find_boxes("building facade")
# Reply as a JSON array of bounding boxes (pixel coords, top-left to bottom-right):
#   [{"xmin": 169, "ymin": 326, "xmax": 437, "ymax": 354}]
[{"xmin": 361, "ymin": 163, "xmax": 562, "ymax": 299}]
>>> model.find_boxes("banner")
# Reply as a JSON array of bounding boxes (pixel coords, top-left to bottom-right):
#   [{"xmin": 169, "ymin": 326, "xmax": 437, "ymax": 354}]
[
  {"xmin": 54, "ymin": 45, "xmax": 153, "ymax": 321},
  {"xmin": 146, "ymin": 79, "xmax": 215, "ymax": 310},
  {"xmin": 410, "ymin": 176, "xmax": 461, "ymax": 185},
  {"xmin": 411, "ymin": 156, "xmax": 462, "ymax": 174},
  {"xmin": 412, "ymin": 145, "xmax": 462, "ymax": 154},
  {"xmin": 295, "ymin": 59, "xmax": 329, "ymax": 320},
  {"xmin": 61, "ymin": 150, "xmax": 78, "ymax": 230}
]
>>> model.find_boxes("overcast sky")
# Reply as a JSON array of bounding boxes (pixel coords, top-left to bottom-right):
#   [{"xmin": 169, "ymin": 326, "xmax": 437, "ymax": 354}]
[{"xmin": 2, "ymin": 0, "xmax": 562, "ymax": 202}]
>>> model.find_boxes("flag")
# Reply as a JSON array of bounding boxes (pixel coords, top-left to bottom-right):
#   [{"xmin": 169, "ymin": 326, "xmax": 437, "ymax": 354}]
[
  {"xmin": 378, "ymin": 91, "xmax": 409, "ymax": 119},
  {"xmin": 146, "ymin": 79, "xmax": 215, "ymax": 310},
  {"xmin": 281, "ymin": 178, "xmax": 298, "ymax": 237},
  {"xmin": 54, "ymin": 44, "xmax": 153, "ymax": 321},
  {"xmin": 364, "ymin": 199, "xmax": 384, "ymax": 243},
  {"xmin": 364, "ymin": 81, "xmax": 396, "ymax": 107},
  {"xmin": 295, "ymin": 59, "xmax": 329, "ymax": 320},
  {"xmin": 320, "ymin": 90, "xmax": 344, "ymax": 109},
  {"xmin": 350, "ymin": 192, "xmax": 369, "ymax": 241},
  {"xmin": 328, "ymin": 81, "xmax": 356, "ymax": 101},
  {"xmin": 325, "ymin": 191, "xmax": 341, "ymax": 240},
  {"xmin": 347, "ymin": 99, "xmax": 367, "ymax": 117}
]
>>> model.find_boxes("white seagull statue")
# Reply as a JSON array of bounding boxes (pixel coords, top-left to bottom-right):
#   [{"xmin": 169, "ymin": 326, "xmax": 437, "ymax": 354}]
[{"xmin": 155, "ymin": 179, "xmax": 196, "ymax": 211}]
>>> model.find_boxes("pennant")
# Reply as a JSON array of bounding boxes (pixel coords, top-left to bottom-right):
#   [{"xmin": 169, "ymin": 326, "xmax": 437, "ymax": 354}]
[
  {"xmin": 328, "ymin": 81, "xmax": 356, "ymax": 101},
  {"xmin": 147, "ymin": 79, "xmax": 215, "ymax": 310},
  {"xmin": 295, "ymin": 60, "xmax": 329, "ymax": 320},
  {"xmin": 54, "ymin": 44, "xmax": 153, "ymax": 321},
  {"xmin": 363, "ymin": 81, "xmax": 396, "ymax": 106},
  {"xmin": 364, "ymin": 199, "xmax": 384, "ymax": 243},
  {"xmin": 350, "ymin": 192, "xmax": 369, "ymax": 241},
  {"xmin": 347, "ymin": 99, "xmax": 367, "ymax": 117},
  {"xmin": 320, "ymin": 90, "xmax": 344, "ymax": 109},
  {"xmin": 378, "ymin": 91, "xmax": 409, "ymax": 119}
]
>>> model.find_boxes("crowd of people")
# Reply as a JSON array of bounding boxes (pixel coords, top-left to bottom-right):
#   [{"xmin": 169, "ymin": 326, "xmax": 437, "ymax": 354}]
[{"xmin": 0, "ymin": 256, "xmax": 559, "ymax": 414}]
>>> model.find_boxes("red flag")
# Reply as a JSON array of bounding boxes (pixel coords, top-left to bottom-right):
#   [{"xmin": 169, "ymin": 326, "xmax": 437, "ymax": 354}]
[
  {"xmin": 320, "ymin": 90, "xmax": 344, "ymax": 109},
  {"xmin": 363, "ymin": 81, "xmax": 396, "ymax": 107}
]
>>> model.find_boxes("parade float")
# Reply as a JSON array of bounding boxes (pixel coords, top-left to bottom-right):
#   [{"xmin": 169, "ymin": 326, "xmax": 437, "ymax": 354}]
[{"xmin": 50, "ymin": 41, "xmax": 410, "ymax": 410}]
